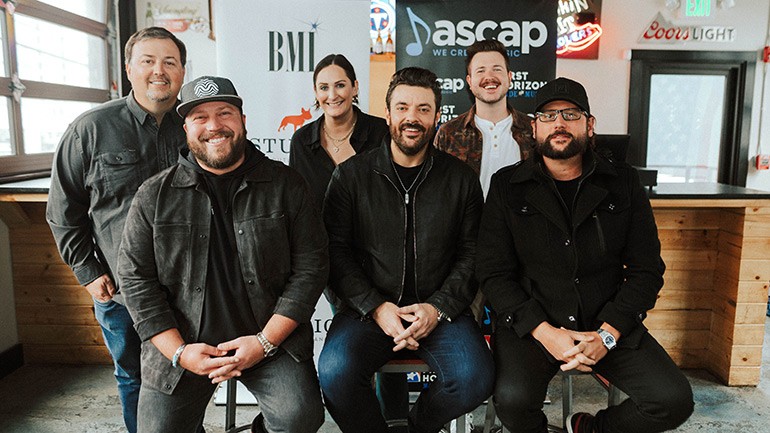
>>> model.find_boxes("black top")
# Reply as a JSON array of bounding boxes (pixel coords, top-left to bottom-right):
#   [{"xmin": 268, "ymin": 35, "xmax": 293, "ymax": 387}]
[
  {"xmin": 289, "ymin": 106, "xmax": 389, "ymax": 209},
  {"xmin": 189, "ymin": 145, "xmax": 262, "ymax": 347},
  {"xmin": 554, "ymin": 177, "xmax": 580, "ymax": 218},
  {"xmin": 393, "ymin": 162, "xmax": 425, "ymax": 307}
]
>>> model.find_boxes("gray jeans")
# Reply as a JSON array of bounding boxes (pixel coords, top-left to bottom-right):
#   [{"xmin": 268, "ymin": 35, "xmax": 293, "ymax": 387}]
[{"xmin": 137, "ymin": 352, "xmax": 324, "ymax": 433}]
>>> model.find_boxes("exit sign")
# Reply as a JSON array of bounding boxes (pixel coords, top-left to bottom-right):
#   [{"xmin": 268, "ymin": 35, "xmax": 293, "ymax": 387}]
[{"xmin": 685, "ymin": 0, "xmax": 712, "ymax": 17}]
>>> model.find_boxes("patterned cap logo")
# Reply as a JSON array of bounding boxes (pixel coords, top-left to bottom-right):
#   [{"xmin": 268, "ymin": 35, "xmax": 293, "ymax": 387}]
[{"xmin": 194, "ymin": 78, "xmax": 219, "ymax": 97}]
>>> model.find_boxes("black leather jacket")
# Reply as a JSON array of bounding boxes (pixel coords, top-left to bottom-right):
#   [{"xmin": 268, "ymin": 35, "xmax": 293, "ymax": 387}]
[{"xmin": 324, "ymin": 143, "xmax": 483, "ymax": 319}]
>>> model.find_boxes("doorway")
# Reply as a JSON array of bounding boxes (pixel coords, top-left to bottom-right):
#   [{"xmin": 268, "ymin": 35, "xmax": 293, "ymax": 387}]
[{"xmin": 628, "ymin": 50, "xmax": 755, "ymax": 186}]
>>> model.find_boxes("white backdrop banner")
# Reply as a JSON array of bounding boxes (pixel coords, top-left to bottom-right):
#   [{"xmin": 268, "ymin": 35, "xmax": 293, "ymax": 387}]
[
  {"xmin": 214, "ymin": 0, "xmax": 372, "ymax": 165},
  {"xmin": 214, "ymin": 0, "xmax": 369, "ymax": 366}
]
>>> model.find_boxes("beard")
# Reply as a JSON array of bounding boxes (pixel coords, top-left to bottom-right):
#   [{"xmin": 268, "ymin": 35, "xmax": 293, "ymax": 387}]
[
  {"xmin": 145, "ymin": 75, "xmax": 174, "ymax": 103},
  {"xmin": 390, "ymin": 121, "xmax": 434, "ymax": 156},
  {"xmin": 146, "ymin": 89, "xmax": 173, "ymax": 103},
  {"xmin": 188, "ymin": 128, "xmax": 247, "ymax": 170},
  {"xmin": 537, "ymin": 130, "xmax": 589, "ymax": 160}
]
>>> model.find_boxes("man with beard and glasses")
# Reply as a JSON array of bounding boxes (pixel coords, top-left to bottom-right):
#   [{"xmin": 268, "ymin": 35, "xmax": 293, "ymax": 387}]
[
  {"xmin": 117, "ymin": 76, "xmax": 328, "ymax": 433},
  {"xmin": 434, "ymin": 39, "xmax": 535, "ymax": 198},
  {"xmin": 47, "ymin": 27, "xmax": 187, "ymax": 433},
  {"xmin": 476, "ymin": 77, "xmax": 693, "ymax": 433},
  {"xmin": 318, "ymin": 67, "xmax": 494, "ymax": 433}
]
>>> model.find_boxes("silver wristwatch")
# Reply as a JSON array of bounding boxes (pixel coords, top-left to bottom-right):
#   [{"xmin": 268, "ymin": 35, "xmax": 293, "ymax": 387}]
[
  {"xmin": 597, "ymin": 328, "xmax": 617, "ymax": 350},
  {"xmin": 256, "ymin": 332, "xmax": 278, "ymax": 357}
]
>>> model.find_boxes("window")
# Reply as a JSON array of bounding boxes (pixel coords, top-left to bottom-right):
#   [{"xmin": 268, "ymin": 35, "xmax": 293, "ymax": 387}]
[
  {"xmin": 0, "ymin": 0, "xmax": 114, "ymax": 181},
  {"xmin": 628, "ymin": 50, "xmax": 755, "ymax": 186}
]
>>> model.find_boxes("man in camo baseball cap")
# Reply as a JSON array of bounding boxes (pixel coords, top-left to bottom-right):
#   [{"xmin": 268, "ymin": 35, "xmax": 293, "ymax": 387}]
[{"xmin": 177, "ymin": 75, "xmax": 243, "ymax": 117}]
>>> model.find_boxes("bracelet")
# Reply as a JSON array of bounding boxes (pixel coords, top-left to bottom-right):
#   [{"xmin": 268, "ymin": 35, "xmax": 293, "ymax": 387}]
[
  {"xmin": 431, "ymin": 304, "xmax": 451, "ymax": 322},
  {"xmin": 171, "ymin": 343, "xmax": 187, "ymax": 369}
]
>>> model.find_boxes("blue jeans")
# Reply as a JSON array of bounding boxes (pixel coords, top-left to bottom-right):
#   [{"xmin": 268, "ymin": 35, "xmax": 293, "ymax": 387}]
[
  {"xmin": 93, "ymin": 299, "xmax": 142, "ymax": 433},
  {"xmin": 137, "ymin": 352, "xmax": 324, "ymax": 433},
  {"xmin": 318, "ymin": 311, "xmax": 494, "ymax": 433}
]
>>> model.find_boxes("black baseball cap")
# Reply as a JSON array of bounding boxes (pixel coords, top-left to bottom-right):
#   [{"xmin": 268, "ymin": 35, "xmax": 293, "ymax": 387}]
[
  {"xmin": 177, "ymin": 76, "xmax": 243, "ymax": 117},
  {"xmin": 533, "ymin": 77, "xmax": 590, "ymax": 114}
]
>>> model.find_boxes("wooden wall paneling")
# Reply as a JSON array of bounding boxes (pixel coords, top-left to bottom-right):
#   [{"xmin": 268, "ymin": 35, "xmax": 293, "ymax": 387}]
[
  {"xmin": 645, "ymin": 309, "xmax": 711, "ymax": 330},
  {"xmin": 655, "ymin": 289, "xmax": 713, "ymax": 310},
  {"xmin": 7, "ymin": 202, "xmax": 106, "ymax": 365},
  {"xmin": 728, "ymin": 367, "xmax": 761, "ymax": 386},
  {"xmin": 657, "ymin": 228, "xmax": 718, "ymax": 250},
  {"xmin": 18, "ymin": 324, "xmax": 104, "ymax": 346},
  {"xmin": 22, "ymin": 344, "xmax": 111, "ymax": 365},
  {"xmin": 14, "ymin": 283, "xmax": 92, "ymax": 306},
  {"xmin": 660, "ymin": 249, "xmax": 716, "ymax": 271},
  {"xmin": 12, "ymin": 263, "xmax": 78, "ymax": 285},
  {"xmin": 16, "ymin": 305, "xmax": 97, "ymax": 325},
  {"xmin": 653, "ymin": 209, "xmax": 722, "ymax": 229},
  {"xmin": 665, "ymin": 348, "xmax": 709, "ymax": 369}
]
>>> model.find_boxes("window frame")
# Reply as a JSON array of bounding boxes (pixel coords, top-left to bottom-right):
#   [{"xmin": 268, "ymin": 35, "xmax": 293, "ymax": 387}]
[{"xmin": 0, "ymin": 0, "xmax": 114, "ymax": 181}]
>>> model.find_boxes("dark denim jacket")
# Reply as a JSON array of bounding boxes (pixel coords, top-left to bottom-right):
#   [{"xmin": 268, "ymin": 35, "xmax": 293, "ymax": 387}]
[
  {"xmin": 118, "ymin": 149, "xmax": 328, "ymax": 394},
  {"xmin": 324, "ymin": 144, "xmax": 483, "ymax": 319}
]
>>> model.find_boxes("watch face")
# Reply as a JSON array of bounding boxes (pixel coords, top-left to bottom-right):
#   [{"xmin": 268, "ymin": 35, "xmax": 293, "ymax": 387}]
[{"xmin": 604, "ymin": 335, "xmax": 614, "ymax": 345}]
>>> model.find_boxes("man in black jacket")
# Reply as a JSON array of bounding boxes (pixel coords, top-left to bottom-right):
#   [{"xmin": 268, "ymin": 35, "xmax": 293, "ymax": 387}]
[
  {"xmin": 476, "ymin": 77, "xmax": 693, "ymax": 433},
  {"xmin": 118, "ymin": 76, "xmax": 327, "ymax": 433},
  {"xmin": 318, "ymin": 67, "xmax": 494, "ymax": 433}
]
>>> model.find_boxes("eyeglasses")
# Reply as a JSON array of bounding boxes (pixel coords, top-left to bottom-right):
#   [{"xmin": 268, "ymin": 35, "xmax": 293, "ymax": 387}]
[{"xmin": 534, "ymin": 108, "xmax": 586, "ymax": 122}]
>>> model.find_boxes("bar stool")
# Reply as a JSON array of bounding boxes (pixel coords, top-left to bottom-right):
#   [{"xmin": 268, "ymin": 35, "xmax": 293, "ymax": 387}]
[
  {"xmin": 482, "ymin": 370, "xmax": 624, "ymax": 433},
  {"xmin": 224, "ymin": 378, "xmax": 252, "ymax": 433},
  {"xmin": 378, "ymin": 358, "xmax": 468, "ymax": 433}
]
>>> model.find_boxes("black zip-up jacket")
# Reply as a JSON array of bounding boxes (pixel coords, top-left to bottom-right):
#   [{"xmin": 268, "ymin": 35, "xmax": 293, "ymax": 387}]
[
  {"xmin": 324, "ymin": 143, "xmax": 483, "ymax": 319},
  {"xmin": 476, "ymin": 150, "xmax": 665, "ymax": 348}
]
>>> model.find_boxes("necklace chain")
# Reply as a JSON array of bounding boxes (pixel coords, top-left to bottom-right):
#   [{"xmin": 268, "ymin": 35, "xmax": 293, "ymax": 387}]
[
  {"xmin": 323, "ymin": 122, "xmax": 356, "ymax": 153},
  {"xmin": 391, "ymin": 160, "xmax": 425, "ymax": 205}
]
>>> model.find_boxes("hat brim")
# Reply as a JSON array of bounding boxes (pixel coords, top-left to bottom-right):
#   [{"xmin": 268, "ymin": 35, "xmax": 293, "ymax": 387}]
[
  {"xmin": 534, "ymin": 96, "xmax": 590, "ymax": 115},
  {"xmin": 177, "ymin": 95, "xmax": 243, "ymax": 117}
]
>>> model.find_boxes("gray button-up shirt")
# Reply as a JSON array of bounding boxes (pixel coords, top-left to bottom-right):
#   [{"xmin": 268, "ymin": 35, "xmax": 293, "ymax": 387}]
[{"xmin": 46, "ymin": 92, "xmax": 186, "ymax": 303}]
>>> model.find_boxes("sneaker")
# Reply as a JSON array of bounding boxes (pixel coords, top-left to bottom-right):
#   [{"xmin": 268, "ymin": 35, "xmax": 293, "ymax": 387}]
[{"xmin": 566, "ymin": 412, "xmax": 595, "ymax": 433}]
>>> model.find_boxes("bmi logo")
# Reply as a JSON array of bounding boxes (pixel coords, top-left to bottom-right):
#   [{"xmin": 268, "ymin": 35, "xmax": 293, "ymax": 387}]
[
  {"xmin": 269, "ymin": 31, "xmax": 316, "ymax": 72},
  {"xmin": 278, "ymin": 107, "xmax": 312, "ymax": 132}
]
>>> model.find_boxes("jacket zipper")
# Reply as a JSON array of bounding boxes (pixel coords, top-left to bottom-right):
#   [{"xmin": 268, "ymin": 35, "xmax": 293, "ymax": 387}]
[
  {"xmin": 375, "ymin": 169, "xmax": 408, "ymax": 305},
  {"xmin": 409, "ymin": 160, "xmax": 432, "ymax": 303},
  {"xmin": 374, "ymin": 157, "xmax": 433, "ymax": 305}
]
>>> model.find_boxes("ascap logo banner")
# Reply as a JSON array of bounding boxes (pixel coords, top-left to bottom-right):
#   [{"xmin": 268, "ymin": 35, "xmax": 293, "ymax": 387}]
[
  {"xmin": 396, "ymin": 0, "xmax": 557, "ymax": 118},
  {"xmin": 557, "ymin": 0, "xmax": 603, "ymax": 59},
  {"xmin": 215, "ymin": 0, "xmax": 370, "ymax": 166}
]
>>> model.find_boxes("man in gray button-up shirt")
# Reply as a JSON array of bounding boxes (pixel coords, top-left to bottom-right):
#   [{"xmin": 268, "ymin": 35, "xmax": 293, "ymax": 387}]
[{"xmin": 46, "ymin": 27, "xmax": 186, "ymax": 433}]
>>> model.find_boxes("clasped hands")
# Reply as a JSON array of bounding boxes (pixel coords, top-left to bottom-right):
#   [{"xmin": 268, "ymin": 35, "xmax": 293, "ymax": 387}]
[
  {"xmin": 372, "ymin": 301, "xmax": 440, "ymax": 352},
  {"xmin": 177, "ymin": 335, "xmax": 266, "ymax": 384},
  {"xmin": 535, "ymin": 324, "xmax": 608, "ymax": 372}
]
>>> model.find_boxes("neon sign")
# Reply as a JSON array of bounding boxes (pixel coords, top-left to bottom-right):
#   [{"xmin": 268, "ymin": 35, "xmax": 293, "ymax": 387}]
[
  {"xmin": 557, "ymin": 0, "xmax": 602, "ymax": 59},
  {"xmin": 557, "ymin": 22, "xmax": 602, "ymax": 55}
]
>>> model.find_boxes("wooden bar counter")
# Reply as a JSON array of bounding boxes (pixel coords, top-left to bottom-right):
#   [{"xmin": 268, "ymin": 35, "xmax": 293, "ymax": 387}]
[{"xmin": 1, "ymin": 180, "xmax": 769, "ymax": 385}]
